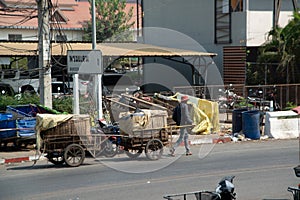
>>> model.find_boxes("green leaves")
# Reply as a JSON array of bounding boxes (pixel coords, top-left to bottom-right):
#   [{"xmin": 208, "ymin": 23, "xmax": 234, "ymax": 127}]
[
  {"xmin": 258, "ymin": 11, "xmax": 300, "ymax": 84},
  {"xmin": 0, "ymin": 94, "xmax": 72, "ymax": 114},
  {"xmin": 84, "ymin": 0, "xmax": 135, "ymax": 42}
]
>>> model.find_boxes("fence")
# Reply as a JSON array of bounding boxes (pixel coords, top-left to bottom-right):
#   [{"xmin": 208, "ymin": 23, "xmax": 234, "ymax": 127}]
[{"xmin": 174, "ymin": 83, "xmax": 300, "ymax": 110}]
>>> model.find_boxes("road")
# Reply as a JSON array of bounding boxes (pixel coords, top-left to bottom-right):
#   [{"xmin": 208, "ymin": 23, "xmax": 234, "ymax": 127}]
[{"xmin": 0, "ymin": 139, "xmax": 299, "ymax": 200}]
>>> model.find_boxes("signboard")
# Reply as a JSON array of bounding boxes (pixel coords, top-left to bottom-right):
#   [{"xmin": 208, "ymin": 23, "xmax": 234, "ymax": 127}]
[{"xmin": 67, "ymin": 50, "xmax": 103, "ymax": 74}]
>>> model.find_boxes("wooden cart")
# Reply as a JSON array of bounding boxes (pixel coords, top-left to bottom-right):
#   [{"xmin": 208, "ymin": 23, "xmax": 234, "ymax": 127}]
[
  {"xmin": 37, "ymin": 114, "xmax": 112, "ymax": 167},
  {"xmin": 118, "ymin": 109, "xmax": 172, "ymax": 160},
  {"xmin": 120, "ymin": 127, "xmax": 169, "ymax": 160}
]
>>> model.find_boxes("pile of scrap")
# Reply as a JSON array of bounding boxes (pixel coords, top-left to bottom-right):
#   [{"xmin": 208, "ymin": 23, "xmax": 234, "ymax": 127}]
[
  {"xmin": 118, "ymin": 109, "xmax": 168, "ymax": 137},
  {"xmin": 105, "ymin": 92, "xmax": 220, "ymax": 135},
  {"xmin": 104, "ymin": 93, "xmax": 170, "ymax": 123},
  {"xmin": 154, "ymin": 93, "xmax": 220, "ymax": 135}
]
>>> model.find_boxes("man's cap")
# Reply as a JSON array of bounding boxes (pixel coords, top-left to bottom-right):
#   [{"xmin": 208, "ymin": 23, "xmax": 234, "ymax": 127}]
[{"xmin": 181, "ymin": 95, "xmax": 189, "ymax": 102}]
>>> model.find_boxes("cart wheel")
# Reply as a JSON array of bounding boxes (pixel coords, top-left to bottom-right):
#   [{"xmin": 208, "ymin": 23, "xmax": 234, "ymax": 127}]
[
  {"xmin": 125, "ymin": 148, "xmax": 143, "ymax": 159},
  {"xmin": 64, "ymin": 144, "xmax": 85, "ymax": 167},
  {"xmin": 48, "ymin": 156, "xmax": 65, "ymax": 165},
  {"xmin": 145, "ymin": 139, "xmax": 163, "ymax": 160},
  {"xmin": 103, "ymin": 140, "xmax": 118, "ymax": 158}
]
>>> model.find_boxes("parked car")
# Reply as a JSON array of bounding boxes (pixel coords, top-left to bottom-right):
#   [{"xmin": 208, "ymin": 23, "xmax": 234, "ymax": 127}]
[
  {"xmin": 102, "ymin": 73, "xmax": 139, "ymax": 95},
  {"xmin": 38, "ymin": 81, "xmax": 72, "ymax": 98},
  {"xmin": 79, "ymin": 73, "xmax": 139, "ymax": 97},
  {"xmin": 51, "ymin": 82, "xmax": 72, "ymax": 98},
  {"xmin": 0, "ymin": 83, "xmax": 15, "ymax": 96}
]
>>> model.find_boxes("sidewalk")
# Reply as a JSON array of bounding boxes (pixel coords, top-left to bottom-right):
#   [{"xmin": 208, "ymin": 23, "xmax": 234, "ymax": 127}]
[{"xmin": 0, "ymin": 146, "xmax": 45, "ymax": 164}]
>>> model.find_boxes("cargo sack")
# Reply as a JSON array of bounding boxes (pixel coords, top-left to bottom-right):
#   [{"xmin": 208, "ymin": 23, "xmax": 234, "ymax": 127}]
[{"xmin": 172, "ymin": 104, "xmax": 181, "ymax": 126}]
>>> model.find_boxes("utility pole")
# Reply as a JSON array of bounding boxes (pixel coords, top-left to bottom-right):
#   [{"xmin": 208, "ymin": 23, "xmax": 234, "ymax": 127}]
[
  {"xmin": 92, "ymin": 0, "xmax": 103, "ymax": 120},
  {"xmin": 37, "ymin": 0, "xmax": 52, "ymax": 108}
]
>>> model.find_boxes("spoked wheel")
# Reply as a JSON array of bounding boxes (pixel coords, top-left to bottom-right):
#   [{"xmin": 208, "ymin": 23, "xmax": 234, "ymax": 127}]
[
  {"xmin": 64, "ymin": 144, "xmax": 85, "ymax": 167},
  {"xmin": 47, "ymin": 153, "xmax": 65, "ymax": 165},
  {"xmin": 145, "ymin": 139, "xmax": 164, "ymax": 160},
  {"xmin": 103, "ymin": 140, "xmax": 118, "ymax": 158},
  {"xmin": 125, "ymin": 147, "xmax": 143, "ymax": 159}
]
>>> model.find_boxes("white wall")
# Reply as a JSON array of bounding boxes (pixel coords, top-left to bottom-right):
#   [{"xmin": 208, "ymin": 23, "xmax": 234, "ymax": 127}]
[
  {"xmin": 246, "ymin": 11, "xmax": 296, "ymax": 46},
  {"xmin": 0, "ymin": 29, "xmax": 38, "ymax": 40},
  {"xmin": 0, "ymin": 28, "xmax": 84, "ymax": 41}
]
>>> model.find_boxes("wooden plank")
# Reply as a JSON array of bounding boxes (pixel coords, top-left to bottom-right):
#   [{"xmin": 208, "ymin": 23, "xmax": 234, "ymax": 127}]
[
  {"xmin": 107, "ymin": 97, "xmax": 136, "ymax": 110},
  {"xmin": 121, "ymin": 94, "xmax": 168, "ymax": 110}
]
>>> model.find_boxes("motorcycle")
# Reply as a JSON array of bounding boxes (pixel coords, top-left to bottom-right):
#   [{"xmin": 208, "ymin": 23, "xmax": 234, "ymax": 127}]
[
  {"xmin": 247, "ymin": 86, "xmax": 281, "ymax": 111},
  {"xmin": 218, "ymin": 85, "xmax": 241, "ymax": 110},
  {"xmin": 288, "ymin": 166, "xmax": 300, "ymax": 200},
  {"xmin": 97, "ymin": 120, "xmax": 123, "ymax": 158},
  {"xmin": 266, "ymin": 85, "xmax": 281, "ymax": 111},
  {"xmin": 163, "ymin": 176, "xmax": 236, "ymax": 200}
]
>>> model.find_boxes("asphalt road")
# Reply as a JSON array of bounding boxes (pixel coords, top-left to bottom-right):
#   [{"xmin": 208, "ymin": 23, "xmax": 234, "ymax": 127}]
[{"xmin": 0, "ymin": 139, "xmax": 299, "ymax": 200}]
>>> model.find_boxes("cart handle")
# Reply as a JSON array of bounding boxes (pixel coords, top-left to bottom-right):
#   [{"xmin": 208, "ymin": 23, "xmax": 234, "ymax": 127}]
[
  {"xmin": 163, "ymin": 190, "xmax": 220, "ymax": 200},
  {"xmin": 164, "ymin": 125, "xmax": 195, "ymax": 129}
]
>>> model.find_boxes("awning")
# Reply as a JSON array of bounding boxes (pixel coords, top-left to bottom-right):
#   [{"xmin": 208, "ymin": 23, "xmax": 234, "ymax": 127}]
[{"xmin": 0, "ymin": 42, "xmax": 217, "ymax": 57}]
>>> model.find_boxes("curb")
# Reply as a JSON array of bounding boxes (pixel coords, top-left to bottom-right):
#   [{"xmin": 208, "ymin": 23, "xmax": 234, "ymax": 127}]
[
  {"xmin": 212, "ymin": 136, "xmax": 232, "ymax": 144},
  {"xmin": 0, "ymin": 154, "xmax": 46, "ymax": 164}
]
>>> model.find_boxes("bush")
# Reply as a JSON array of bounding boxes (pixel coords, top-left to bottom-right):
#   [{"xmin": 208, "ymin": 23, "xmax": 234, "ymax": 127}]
[
  {"xmin": 0, "ymin": 94, "xmax": 40, "ymax": 112},
  {"xmin": 0, "ymin": 94, "xmax": 73, "ymax": 114},
  {"xmin": 53, "ymin": 96, "xmax": 73, "ymax": 114},
  {"xmin": 284, "ymin": 102, "xmax": 297, "ymax": 111}
]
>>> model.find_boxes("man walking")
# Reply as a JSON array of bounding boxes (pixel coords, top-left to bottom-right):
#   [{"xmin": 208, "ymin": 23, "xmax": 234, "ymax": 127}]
[{"xmin": 170, "ymin": 95, "xmax": 193, "ymax": 156}]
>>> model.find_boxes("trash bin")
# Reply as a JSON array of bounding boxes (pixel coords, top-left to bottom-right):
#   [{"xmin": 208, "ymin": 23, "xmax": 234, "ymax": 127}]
[
  {"xmin": 242, "ymin": 110, "xmax": 261, "ymax": 139},
  {"xmin": 232, "ymin": 108, "xmax": 248, "ymax": 134},
  {"xmin": 0, "ymin": 119, "xmax": 17, "ymax": 138},
  {"xmin": 17, "ymin": 118, "xmax": 36, "ymax": 137},
  {"xmin": 0, "ymin": 113, "xmax": 13, "ymax": 120}
]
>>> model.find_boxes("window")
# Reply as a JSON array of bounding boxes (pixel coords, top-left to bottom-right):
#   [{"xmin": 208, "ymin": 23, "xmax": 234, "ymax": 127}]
[
  {"xmin": 231, "ymin": 0, "xmax": 243, "ymax": 12},
  {"xmin": 8, "ymin": 34, "xmax": 22, "ymax": 41},
  {"xmin": 222, "ymin": 0, "xmax": 229, "ymax": 13}
]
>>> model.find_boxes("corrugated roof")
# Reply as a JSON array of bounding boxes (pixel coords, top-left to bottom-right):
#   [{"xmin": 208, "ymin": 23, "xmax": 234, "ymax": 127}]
[
  {"xmin": 96, "ymin": 43, "xmax": 217, "ymax": 57},
  {"xmin": 0, "ymin": 42, "xmax": 217, "ymax": 57},
  {"xmin": 0, "ymin": 1, "xmax": 139, "ymax": 30}
]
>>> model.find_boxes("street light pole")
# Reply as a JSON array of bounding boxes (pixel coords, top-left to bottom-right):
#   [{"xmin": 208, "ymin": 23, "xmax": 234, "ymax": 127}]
[{"xmin": 37, "ymin": 0, "xmax": 52, "ymax": 108}]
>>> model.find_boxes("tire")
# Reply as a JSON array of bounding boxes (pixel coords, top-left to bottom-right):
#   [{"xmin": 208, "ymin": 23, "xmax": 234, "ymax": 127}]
[
  {"xmin": 125, "ymin": 147, "xmax": 143, "ymax": 159},
  {"xmin": 103, "ymin": 140, "xmax": 118, "ymax": 158},
  {"xmin": 64, "ymin": 144, "xmax": 85, "ymax": 167},
  {"xmin": 145, "ymin": 139, "xmax": 163, "ymax": 160}
]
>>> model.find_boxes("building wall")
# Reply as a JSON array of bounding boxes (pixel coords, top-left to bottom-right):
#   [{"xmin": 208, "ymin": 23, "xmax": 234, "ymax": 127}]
[
  {"xmin": 0, "ymin": 28, "xmax": 84, "ymax": 41},
  {"xmin": 143, "ymin": 0, "xmax": 297, "ymax": 77},
  {"xmin": 0, "ymin": 28, "xmax": 38, "ymax": 41},
  {"xmin": 246, "ymin": 0, "xmax": 296, "ymax": 46},
  {"xmin": 143, "ymin": 0, "xmax": 215, "ymax": 51}
]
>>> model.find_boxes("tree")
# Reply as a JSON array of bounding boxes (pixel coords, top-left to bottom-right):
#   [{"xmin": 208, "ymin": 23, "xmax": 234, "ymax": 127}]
[
  {"xmin": 84, "ymin": 0, "xmax": 135, "ymax": 42},
  {"xmin": 258, "ymin": 11, "xmax": 300, "ymax": 84}
]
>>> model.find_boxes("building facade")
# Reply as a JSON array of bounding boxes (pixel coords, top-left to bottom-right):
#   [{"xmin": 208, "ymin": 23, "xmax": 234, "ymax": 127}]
[{"xmin": 142, "ymin": 0, "xmax": 298, "ymax": 85}]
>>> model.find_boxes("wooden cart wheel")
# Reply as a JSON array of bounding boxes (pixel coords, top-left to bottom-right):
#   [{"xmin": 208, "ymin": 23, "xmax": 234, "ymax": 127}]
[
  {"xmin": 64, "ymin": 144, "xmax": 85, "ymax": 167},
  {"xmin": 48, "ymin": 155, "xmax": 65, "ymax": 165},
  {"xmin": 145, "ymin": 139, "xmax": 164, "ymax": 160},
  {"xmin": 125, "ymin": 147, "xmax": 143, "ymax": 159}
]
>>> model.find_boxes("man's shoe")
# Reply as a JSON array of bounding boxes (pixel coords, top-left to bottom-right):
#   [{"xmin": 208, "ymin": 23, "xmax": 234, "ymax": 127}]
[
  {"xmin": 186, "ymin": 152, "xmax": 192, "ymax": 156},
  {"xmin": 169, "ymin": 147, "xmax": 175, "ymax": 154},
  {"xmin": 170, "ymin": 148, "xmax": 175, "ymax": 157}
]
